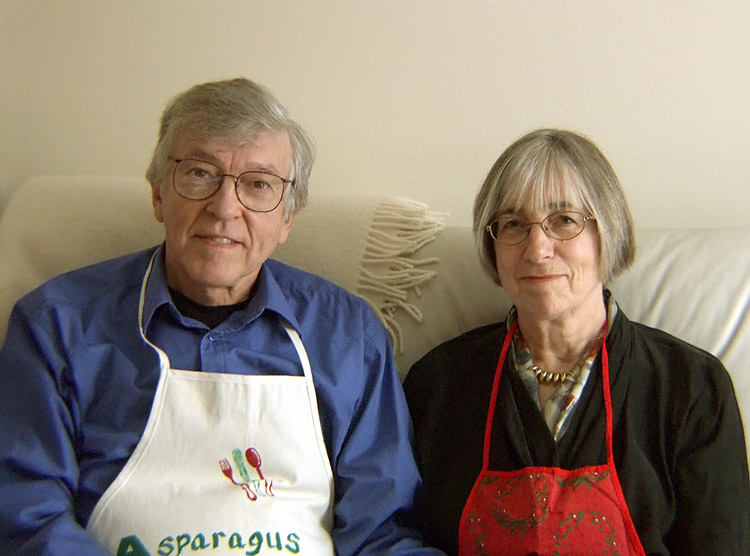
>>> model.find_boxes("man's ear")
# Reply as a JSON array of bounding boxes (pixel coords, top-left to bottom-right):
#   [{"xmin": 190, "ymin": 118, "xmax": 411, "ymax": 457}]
[
  {"xmin": 152, "ymin": 184, "xmax": 164, "ymax": 223},
  {"xmin": 277, "ymin": 207, "xmax": 300, "ymax": 246}
]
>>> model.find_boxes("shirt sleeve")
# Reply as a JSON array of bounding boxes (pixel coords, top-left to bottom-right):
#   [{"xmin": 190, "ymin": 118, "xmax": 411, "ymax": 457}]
[
  {"xmin": 666, "ymin": 361, "xmax": 750, "ymax": 554},
  {"xmin": 329, "ymin": 309, "xmax": 446, "ymax": 556},
  {"xmin": 0, "ymin": 303, "xmax": 110, "ymax": 556}
]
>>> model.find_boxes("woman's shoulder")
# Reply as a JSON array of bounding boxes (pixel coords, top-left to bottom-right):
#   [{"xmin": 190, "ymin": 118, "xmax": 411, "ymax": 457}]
[
  {"xmin": 415, "ymin": 322, "xmax": 506, "ymax": 366},
  {"xmin": 404, "ymin": 322, "xmax": 507, "ymax": 397},
  {"xmin": 611, "ymin": 310, "xmax": 731, "ymax": 390}
]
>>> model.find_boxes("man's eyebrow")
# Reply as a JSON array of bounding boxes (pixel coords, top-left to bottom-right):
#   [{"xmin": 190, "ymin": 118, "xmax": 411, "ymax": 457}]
[
  {"xmin": 247, "ymin": 164, "xmax": 283, "ymax": 175},
  {"xmin": 180, "ymin": 149, "xmax": 221, "ymax": 164},
  {"xmin": 177, "ymin": 152, "xmax": 284, "ymax": 176}
]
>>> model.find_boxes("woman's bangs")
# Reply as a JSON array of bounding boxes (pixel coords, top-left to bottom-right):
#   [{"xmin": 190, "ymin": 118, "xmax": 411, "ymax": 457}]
[{"xmin": 499, "ymin": 157, "xmax": 585, "ymax": 215}]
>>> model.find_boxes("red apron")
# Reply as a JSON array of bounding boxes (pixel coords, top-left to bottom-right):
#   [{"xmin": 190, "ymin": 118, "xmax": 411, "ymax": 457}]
[{"xmin": 458, "ymin": 320, "xmax": 646, "ymax": 556}]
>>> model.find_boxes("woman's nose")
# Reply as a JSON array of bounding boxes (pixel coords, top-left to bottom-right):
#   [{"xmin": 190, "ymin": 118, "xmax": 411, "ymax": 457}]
[{"xmin": 523, "ymin": 223, "xmax": 555, "ymax": 259}]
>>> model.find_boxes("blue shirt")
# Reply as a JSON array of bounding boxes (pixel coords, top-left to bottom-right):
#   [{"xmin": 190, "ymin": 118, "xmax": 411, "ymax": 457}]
[{"xmin": 0, "ymin": 246, "xmax": 442, "ymax": 555}]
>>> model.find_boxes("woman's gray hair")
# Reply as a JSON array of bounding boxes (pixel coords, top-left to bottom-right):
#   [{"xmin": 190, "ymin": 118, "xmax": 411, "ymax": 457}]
[
  {"xmin": 146, "ymin": 77, "xmax": 315, "ymax": 218},
  {"xmin": 473, "ymin": 128, "xmax": 635, "ymax": 285}
]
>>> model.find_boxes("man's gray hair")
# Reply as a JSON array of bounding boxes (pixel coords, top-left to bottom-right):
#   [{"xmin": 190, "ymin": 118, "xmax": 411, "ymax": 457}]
[{"xmin": 146, "ymin": 77, "xmax": 315, "ymax": 218}]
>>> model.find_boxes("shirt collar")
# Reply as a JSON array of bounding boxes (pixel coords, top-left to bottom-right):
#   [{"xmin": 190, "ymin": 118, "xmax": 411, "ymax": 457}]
[
  {"xmin": 141, "ymin": 246, "xmax": 302, "ymax": 334},
  {"xmin": 249, "ymin": 261, "xmax": 303, "ymax": 334}
]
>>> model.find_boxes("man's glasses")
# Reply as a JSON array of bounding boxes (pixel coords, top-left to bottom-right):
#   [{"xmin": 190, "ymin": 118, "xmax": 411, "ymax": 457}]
[
  {"xmin": 486, "ymin": 211, "xmax": 596, "ymax": 245},
  {"xmin": 170, "ymin": 158, "xmax": 293, "ymax": 213}
]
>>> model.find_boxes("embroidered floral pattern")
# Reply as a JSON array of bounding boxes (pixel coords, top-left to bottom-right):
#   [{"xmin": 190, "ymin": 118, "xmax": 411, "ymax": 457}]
[
  {"xmin": 491, "ymin": 473, "xmax": 550, "ymax": 534},
  {"xmin": 558, "ymin": 470, "xmax": 610, "ymax": 490},
  {"xmin": 464, "ymin": 470, "xmax": 625, "ymax": 555},
  {"xmin": 464, "ymin": 510, "xmax": 489, "ymax": 556},
  {"xmin": 552, "ymin": 510, "xmax": 621, "ymax": 556}
]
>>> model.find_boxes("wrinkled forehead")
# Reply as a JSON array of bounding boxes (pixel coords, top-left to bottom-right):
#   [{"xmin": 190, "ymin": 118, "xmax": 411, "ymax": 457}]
[
  {"xmin": 497, "ymin": 157, "xmax": 587, "ymax": 215},
  {"xmin": 173, "ymin": 125, "xmax": 289, "ymax": 151}
]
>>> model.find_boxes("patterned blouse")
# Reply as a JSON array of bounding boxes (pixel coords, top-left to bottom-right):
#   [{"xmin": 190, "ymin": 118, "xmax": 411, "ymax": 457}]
[{"xmin": 508, "ymin": 292, "xmax": 617, "ymax": 441}]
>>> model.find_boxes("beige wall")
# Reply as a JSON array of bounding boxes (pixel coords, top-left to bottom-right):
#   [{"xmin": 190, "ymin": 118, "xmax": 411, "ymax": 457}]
[{"xmin": 2, "ymin": 0, "xmax": 749, "ymax": 227}]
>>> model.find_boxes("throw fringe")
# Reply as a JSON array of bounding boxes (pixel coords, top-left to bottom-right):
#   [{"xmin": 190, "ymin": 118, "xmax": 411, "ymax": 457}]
[{"xmin": 357, "ymin": 198, "xmax": 446, "ymax": 353}]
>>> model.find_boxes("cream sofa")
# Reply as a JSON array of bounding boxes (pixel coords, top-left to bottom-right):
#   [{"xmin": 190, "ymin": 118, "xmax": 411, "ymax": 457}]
[{"xmin": 1, "ymin": 176, "xmax": 748, "ymax": 456}]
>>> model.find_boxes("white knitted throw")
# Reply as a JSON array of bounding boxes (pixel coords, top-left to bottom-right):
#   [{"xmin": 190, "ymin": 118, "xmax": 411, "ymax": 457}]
[{"xmin": 274, "ymin": 195, "xmax": 445, "ymax": 354}]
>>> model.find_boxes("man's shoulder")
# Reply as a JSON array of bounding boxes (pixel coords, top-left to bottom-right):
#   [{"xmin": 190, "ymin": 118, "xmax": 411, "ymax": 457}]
[
  {"xmin": 265, "ymin": 258, "xmax": 365, "ymax": 305},
  {"xmin": 20, "ymin": 247, "xmax": 157, "ymax": 309},
  {"xmin": 264, "ymin": 258, "xmax": 384, "ymax": 340}
]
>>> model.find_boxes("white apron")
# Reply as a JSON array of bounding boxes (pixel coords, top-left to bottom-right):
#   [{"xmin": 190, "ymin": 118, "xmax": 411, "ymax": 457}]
[{"xmin": 86, "ymin": 254, "xmax": 335, "ymax": 556}]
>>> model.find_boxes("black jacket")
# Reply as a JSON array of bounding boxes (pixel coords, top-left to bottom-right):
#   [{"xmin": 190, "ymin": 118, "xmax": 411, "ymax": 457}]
[{"xmin": 404, "ymin": 309, "xmax": 750, "ymax": 555}]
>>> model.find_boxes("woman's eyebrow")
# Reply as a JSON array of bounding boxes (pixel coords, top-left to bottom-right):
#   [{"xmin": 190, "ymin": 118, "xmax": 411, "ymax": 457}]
[{"xmin": 499, "ymin": 202, "xmax": 577, "ymax": 216}]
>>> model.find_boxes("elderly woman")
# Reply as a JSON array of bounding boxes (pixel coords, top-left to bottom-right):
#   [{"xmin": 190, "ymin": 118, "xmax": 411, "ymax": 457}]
[{"xmin": 403, "ymin": 129, "xmax": 750, "ymax": 555}]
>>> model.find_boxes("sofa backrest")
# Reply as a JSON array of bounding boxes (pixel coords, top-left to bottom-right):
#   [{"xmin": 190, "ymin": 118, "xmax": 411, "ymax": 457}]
[{"xmin": 1, "ymin": 176, "xmax": 748, "ymax": 452}]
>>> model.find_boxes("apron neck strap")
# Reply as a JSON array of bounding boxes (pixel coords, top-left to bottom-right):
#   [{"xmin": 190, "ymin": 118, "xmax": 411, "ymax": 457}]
[
  {"xmin": 482, "ymin": 320, "xmax": 518, "ymax": 470},
  {"xmin": 482, "ymin": 320, "xmax": 613, "ymax": 471}
]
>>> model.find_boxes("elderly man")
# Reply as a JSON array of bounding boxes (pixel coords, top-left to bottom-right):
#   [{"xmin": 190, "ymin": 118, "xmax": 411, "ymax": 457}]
[{"xmin": 0, "ymin": 78, "xmax": 442, "ymax": 556}]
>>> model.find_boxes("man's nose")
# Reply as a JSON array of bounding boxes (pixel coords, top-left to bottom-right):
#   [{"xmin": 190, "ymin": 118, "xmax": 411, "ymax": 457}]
[{"xmin": 206, "ymin": 176, "xmax": 244, "ymax": 217}]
